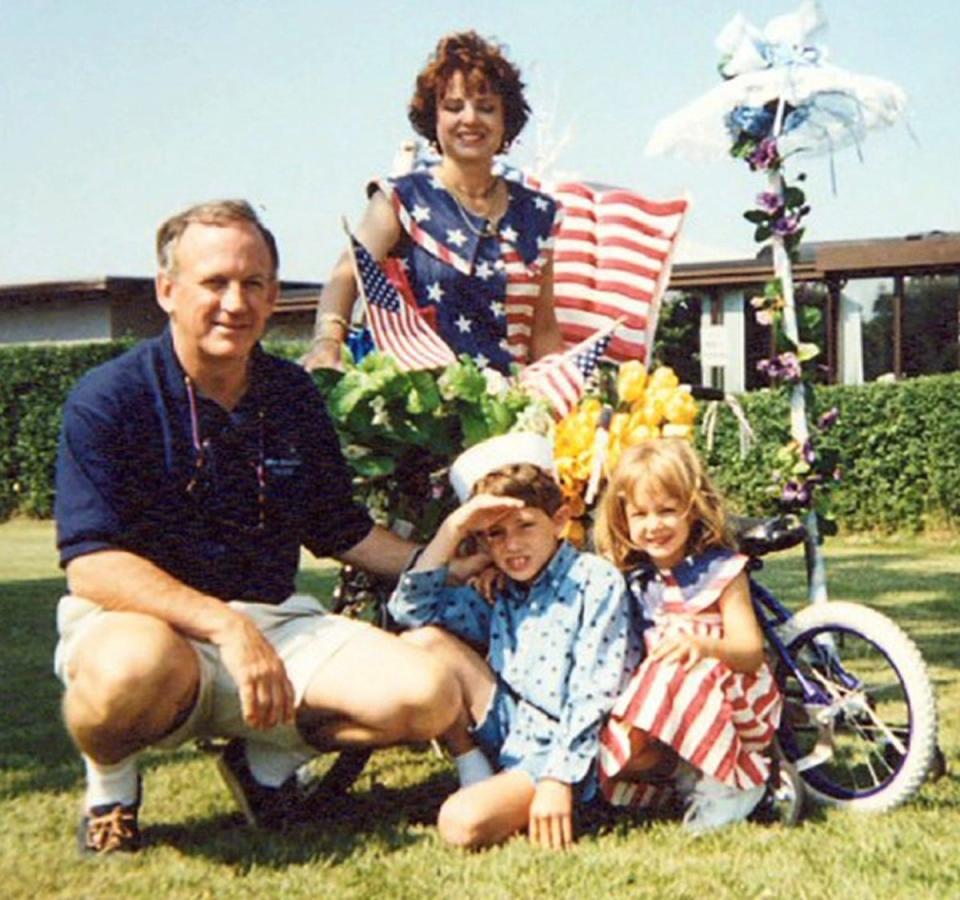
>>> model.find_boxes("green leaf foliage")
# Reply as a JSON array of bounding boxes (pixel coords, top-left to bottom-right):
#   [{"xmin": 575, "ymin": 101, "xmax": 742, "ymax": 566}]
[
  {"xmin": 764, "ymin": 278, "xmax": 784, "ymax": 299},
  {"xmin": 697, "ymin": 372, "xmax": 960, "ymax": 532},
  {"xmin": 1, "ymin": 342, "xmax": 958, "ymax": 535},
  {"xmin": 312, "ymin": 351, "xmax": 548, "ymax": 541},
  {"xmin": 783, "ymin": 185, "xmax": 806, "ymax": 208},
  {"xmin": 0, "ymin": 341, "xmax": 135, "ymax": 518}
]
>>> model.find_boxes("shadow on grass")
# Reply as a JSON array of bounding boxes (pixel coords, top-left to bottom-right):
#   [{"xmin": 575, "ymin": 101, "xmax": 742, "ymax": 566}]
[
  {"xmin": 148, "ymin": 769, "xmax": 456, "ymax": 866},
  {"xmin": 762, "ymin": 552, "xmax": 960, "ymax": 670},
  {"xmin": 822, "ymin": 553, "xmax": 960, "ymax": 672},
  {"xmin": 0, "ymin": 578, "xmax": 78, "ymax": 798},
  {"xmin": 4, "ymin": 548, "xmax": 957, "ymax": 853},
  {"xmin": 826, "ymin": 552, "xmax": 958, "ymax": 601}
]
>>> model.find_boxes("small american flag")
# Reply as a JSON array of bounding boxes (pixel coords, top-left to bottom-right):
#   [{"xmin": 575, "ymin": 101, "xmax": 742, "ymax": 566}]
[
  {"xmin": 520, "ymin": 325, "xmax": 616, "ymax": 418},
  {"xmin": 348, "ymin": 231, "xmax": 457, "ymax": 371},
  {"xmin": 540, "ymin": 182, "xmax": 688, "ymax": 365}
]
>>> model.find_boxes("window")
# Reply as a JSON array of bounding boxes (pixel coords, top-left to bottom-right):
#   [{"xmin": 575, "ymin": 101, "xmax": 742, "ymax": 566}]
[{"xmin": 855, "ymin": 274, "xmax": 959, "ymax": 380}]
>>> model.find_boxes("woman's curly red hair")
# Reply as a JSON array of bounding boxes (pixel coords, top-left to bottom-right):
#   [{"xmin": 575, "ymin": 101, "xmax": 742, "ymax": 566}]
[{"xmin": 408, "ymin": 31, "xmax": 530, "ymax": 152}]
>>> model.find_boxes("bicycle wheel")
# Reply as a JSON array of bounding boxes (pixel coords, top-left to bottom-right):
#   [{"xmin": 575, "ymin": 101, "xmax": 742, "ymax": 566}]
[{"xmin": 774, "ymin": 601, "xmax": 938, "ymax": 812}]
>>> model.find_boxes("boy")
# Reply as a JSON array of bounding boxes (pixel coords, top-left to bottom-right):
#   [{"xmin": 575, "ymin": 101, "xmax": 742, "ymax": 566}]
[{"xmin": 388, "ymin": 432, "xmax": 642, "ymax": 851}]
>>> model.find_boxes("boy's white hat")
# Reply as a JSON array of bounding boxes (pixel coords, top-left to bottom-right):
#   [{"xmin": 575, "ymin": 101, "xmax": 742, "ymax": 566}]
[{"xmin": 449, "ymin": 432, "xmax": 555, "ymax": 503}]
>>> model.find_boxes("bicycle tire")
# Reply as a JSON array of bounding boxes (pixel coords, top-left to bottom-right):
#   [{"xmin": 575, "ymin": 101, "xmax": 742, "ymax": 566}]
[{"xmin": 774, "ymin": 601, "xmax": 938, "ymax": 812}]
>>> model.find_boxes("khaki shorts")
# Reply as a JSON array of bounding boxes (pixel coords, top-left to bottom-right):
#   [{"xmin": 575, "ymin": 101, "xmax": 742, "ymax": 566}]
[{"xmin": 54, "ymin": 593, "xmax": 371, "ymax": 754}]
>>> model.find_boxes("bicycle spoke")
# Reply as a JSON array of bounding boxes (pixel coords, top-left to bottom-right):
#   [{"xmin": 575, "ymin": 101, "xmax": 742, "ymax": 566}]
[{"xmin": 780, "ymin": 623, "xmax": 914, "ymax": 798}]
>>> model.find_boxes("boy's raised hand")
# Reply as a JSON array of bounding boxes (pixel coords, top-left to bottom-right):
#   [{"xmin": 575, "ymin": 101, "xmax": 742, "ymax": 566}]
[
  {"xmin": 449, "ymin": 494, "xmax": 525, "ymax": 535},
  {"xmin": 413, "ymin": 495, "xmax": 524, "ymax": 573}
]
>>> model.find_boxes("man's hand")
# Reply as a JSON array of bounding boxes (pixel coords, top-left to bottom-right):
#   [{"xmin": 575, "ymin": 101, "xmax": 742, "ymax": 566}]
[
  {"xmin": 65, "ymin": 551, "xmax": 298, "ymax": 731},
  {"xmin": 467, "ymin": 564, "xmax": 504, "ymax": 604},
  {"xmin": 447, "ymin": 545, "xmax": 494, "ymax": 584},
  {"xmin": 528, "ymin": 779, "xmax": 574, "ymax": 850},
  {"xmin": 212, "ymin": 612, "xmax": 296, "ymax": 730}
]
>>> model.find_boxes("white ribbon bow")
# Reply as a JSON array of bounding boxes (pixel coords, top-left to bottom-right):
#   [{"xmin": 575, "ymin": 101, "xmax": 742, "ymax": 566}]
[{"xmin": 716, "ymin": 0, "xmax": 827, "ymax": 79}]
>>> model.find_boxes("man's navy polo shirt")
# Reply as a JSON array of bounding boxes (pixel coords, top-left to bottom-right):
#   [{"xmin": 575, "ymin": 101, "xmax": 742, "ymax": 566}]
[{"xmin": 55, "ymin": 329, "xmax": 373, "ymax": 604}]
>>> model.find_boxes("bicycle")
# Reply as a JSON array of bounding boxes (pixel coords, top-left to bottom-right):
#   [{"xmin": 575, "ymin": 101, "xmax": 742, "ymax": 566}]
[{"xmin": 738, "ymin": 514, "xmax": 942, "ymax": 813}]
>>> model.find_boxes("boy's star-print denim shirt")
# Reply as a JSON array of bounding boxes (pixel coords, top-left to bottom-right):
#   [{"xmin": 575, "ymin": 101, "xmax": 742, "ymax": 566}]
[{"xmin": 388, "ymin": 541, "xmax": 643, "ymax": 796}]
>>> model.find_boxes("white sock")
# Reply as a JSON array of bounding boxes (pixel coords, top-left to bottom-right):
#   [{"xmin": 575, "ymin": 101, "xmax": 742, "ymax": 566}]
[
  {"xmin": 454, "ymin": 748, "xmax": 494, "ymax": 787},
  {"xmin": 693, "ymin": 773, "xmax": 765, "ymax": 806},
  {"xmin": 83, "ymin": 753, "xmax": 139, "ymax": 809},
  {"xmin": 244, "ymin": 741, "xmax": 314, "ymax": 788}
]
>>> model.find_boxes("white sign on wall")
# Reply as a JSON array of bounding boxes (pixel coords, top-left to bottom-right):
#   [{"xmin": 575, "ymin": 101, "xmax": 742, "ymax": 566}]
[{"xmin": 700, "ymin": 324, "xmax": 730, "ymax": 367}]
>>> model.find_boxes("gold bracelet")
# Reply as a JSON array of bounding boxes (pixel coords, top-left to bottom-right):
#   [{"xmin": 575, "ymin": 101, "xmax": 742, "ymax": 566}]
[
  {"xmin": 318, "ymin": 312, "xmax": 350, "ymax": 332},
  {"xmin": 312, "ymin": 336, "xmax": 341, "ymax": 345}
]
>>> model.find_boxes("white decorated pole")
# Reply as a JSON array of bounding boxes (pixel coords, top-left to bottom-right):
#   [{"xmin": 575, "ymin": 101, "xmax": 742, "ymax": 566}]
[
  {"xmin": 768, "ymin": 167, "xmax": 829, "ymax": 603},
  {"xmin": 645, "ymin": 1, "xmax": 907, "ymax": 609}
]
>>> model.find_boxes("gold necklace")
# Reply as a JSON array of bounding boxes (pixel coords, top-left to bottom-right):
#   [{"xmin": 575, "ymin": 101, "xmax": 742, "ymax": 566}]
[
  {"xmin": 449, "ymin": 176, "xmax": 499, "ymax": 204},
  {"xmin": 444, "ymin": 177, "xmax": 506, "ymax": 239}
]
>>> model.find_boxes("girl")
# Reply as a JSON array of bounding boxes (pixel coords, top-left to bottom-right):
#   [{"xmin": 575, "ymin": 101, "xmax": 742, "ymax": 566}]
[{"xmin": 594, "ymin": 439, "xmax": 782, "ymax": 834}]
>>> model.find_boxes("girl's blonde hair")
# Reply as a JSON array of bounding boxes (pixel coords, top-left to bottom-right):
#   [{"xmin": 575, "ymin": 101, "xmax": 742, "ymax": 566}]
[{"xmin": 594, "ymin": 439, "xmax": 735, "ymax": 570}]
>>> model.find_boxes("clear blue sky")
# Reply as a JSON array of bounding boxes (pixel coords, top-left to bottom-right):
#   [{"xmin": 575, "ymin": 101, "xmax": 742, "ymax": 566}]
[{"xmin": 1, "ymin": 0, "xmax": 957, "ymax": 284}]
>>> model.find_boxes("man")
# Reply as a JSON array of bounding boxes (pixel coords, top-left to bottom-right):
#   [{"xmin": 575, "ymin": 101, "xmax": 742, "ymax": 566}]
[{"xmin": 54, "ymin": 200, "xmax": 460, "ymax": 855}]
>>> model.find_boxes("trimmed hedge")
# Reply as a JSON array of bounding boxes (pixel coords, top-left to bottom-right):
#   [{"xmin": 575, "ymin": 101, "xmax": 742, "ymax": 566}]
[
  {"xmin": 1, "ymin": 341, "xmax": 957, "ymax": 532},
  {"xmin": 0, "ymin": 341, "xmax": 135, "ymax": 519},
  {"xmin": 698, "ymin": 373, "xmax": 960, "ymax": 532}
]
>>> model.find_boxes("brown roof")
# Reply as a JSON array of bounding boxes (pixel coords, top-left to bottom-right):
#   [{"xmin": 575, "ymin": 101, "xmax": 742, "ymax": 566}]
[
  {"xmin": 0, "ymin": 277, "xmax": 324, "ymax": 309},
  {"xmin": 670, "ymin": 231, "xmax": 960, "ymax": 289}
]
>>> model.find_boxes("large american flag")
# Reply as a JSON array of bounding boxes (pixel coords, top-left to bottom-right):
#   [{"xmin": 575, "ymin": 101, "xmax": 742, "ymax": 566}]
[
  {"xmin": 507, "ymin": 181, "xmax": 688, "ymax": 366},
  {"xmin": 348, "ymin": 232, "xmax": 457, "ymax": 371},
  {"xmin": 519, "ymin": 324, "xmax": 616, "ymax": 419}
]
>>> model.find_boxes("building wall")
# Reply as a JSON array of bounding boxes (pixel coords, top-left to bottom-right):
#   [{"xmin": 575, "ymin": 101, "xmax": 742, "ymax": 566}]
[
  {"xmin": 699, "ymin": 290, "xmax": 746, "ymax": 393},
  {"xmin": 840, "ymin": 297, "xmax": 864, "ymax": 385},
  {"xmin": 110, "ymin": 291, "xmax": 168, "ymax": 339},
  {"xmin": 264, "ymin": 310, "xmax": 316, "ymax": 342},
  {"xmin": 0, "ymin": 296, "xmax": 111, "ymax": 344}
]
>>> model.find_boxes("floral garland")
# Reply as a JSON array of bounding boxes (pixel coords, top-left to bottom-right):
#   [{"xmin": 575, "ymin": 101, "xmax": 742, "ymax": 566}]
[
  {"xmin": 726, "ymin": 101, "xmax": 842, "ymax": 528},
  {"xmin": 773, "ymin": 407, "xmax": 843, "ymax": 516}
]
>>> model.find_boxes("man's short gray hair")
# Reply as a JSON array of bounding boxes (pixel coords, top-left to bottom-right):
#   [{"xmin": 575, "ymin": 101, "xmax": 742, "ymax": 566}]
[{"xmin": 156, "ymin": 199, "xmax": 280, "ymax": 276}]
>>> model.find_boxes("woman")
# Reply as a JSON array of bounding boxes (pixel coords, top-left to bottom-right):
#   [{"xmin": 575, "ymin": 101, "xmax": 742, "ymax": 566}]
[{"xmin": 303, "ymin": 31, "xmax": 565, "ymax": 374}]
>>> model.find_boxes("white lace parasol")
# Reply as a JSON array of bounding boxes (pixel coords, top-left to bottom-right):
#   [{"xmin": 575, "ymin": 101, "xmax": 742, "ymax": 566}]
[{"xmin": 646, "ymin": 0, "xmax": 906, "ymax": 161}]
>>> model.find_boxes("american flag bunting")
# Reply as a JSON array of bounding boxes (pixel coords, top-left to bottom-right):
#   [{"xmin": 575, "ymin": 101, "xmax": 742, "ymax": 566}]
[
  {"xmin": 550, "ymin": 182, "xmax": 688, "ymax": 364},
  {"xmin": 503, "ymin": 179, "xmax": 688, "ymax": 366},
  {"xmin": 519, "ymin": 324, "xmax": 617, "ymax": 418},
  {"xmin": 347, "ymin": 230, "xmax": 457, "ymax": 371}
]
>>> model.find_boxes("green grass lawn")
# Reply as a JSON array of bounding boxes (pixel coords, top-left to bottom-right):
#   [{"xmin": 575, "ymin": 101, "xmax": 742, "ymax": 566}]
[{"xmin": 1, "ymin": 520, "xmax": 958, "ymax": 899}]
